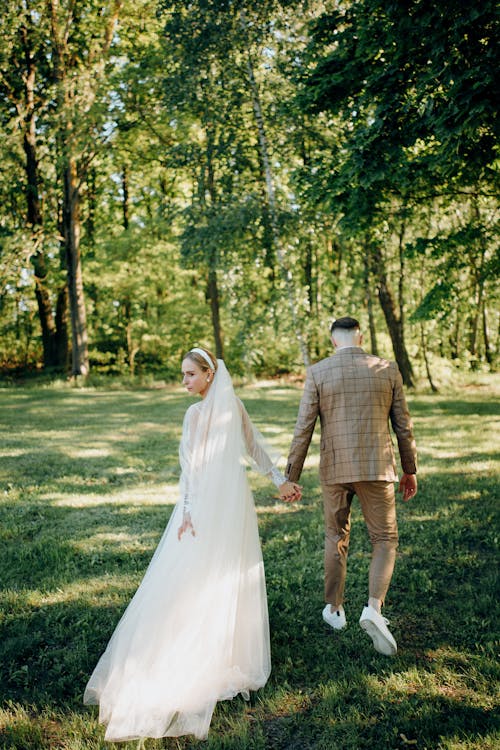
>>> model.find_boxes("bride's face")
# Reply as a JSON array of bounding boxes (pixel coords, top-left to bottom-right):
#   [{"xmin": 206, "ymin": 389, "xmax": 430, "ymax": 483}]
[{"xmin": 181, "ymin": 357, "xmax": 212, "ymax": 398}]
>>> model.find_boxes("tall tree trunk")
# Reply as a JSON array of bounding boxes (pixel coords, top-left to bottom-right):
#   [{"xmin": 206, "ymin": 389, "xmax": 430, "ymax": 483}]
[
  {"xmin": 303, "ymin": 237, "xmax": 321, "ymax": 357},
  {"xmin": 85, "ymin": 166, "xmax": 97, "ymax": 251},
  {"xmin": 203, "ymin": 120, "xmax": 224, "ymax": 359},
  {"xmin": 468, "ymin": 251, "xmax": 484, "ymax": 366},
  {"xmin": 482, "ymin": 306, "xmax": 493, "ymax": 366},
  {"xmin": 299, "ymin": 129, "xmax": 318, "ymax": 351},
  {"xmin": 32, "ymin": 255, "xmax": 58, "ymax": 366},
  {"xmin": 207, "ymin": 268, "xmax": 224, "ymax": 359},
  {"xmin": 20, "ymin": 17, "xmax": 68, "ymax": 370},
  {"xmin": 469, "ymin": 197, "xmax": 487, "ymax": 368},
  {"xmin": 48, "ymin": 0, "xmax": 122, "ymax": 376},
  {"xmin": 420, "ymin": 323, "xmax": 438, "ymax": 392},
  {"xmin": 450, "ymin": 311, "xmax": 460, "ymax": 359},
  {"xmin": 397, "ymin": 214, "xmax": 406, "ymax": 331},
  {"xmin": 55, "ymin": 285, "xmax": 70, "ymax": 370},
  {"xmin": 122, "ymin": 165, "xmax": 130, "ymax": 230},
  {"xmin": 241, "ymin": 11, "xmax": 310, "ymax": 367},
  {"xmin": 26, "ymin": 102, "xmax": 58, "ymax": 366},
  {"xmin": 363, "ymin": 239, "xmax": 379, "ymax": 355},
  {"xmin": 63, "ymin": 158, "xmax": 89, "ymax": 376},
  {"xmin": 372, "ymin": 243, "xmax": 415, "ymax": 387},
  {"xmin": 469, "ymin": 280, "xmax": 484, "ymax": 368},
  {"xmin": 304, "ymin": 239, "xmax": 313, "ymax": 321},
  {"xmin": 260, "ymin": 184, "xmax": 276, "ymax": 283},
  {"xmin": 124, "ymin": 299, "xmax": 140, "ymax": 375}
]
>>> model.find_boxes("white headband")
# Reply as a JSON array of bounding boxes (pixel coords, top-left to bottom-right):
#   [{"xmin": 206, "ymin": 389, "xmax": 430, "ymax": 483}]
[{"xmin": 189, "ymin": 348, "xmax": 215, "ymax": 371}]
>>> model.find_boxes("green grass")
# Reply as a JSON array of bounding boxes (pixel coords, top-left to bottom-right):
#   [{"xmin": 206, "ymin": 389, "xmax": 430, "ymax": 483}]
[{"xmin": 0, "ymin": 377, "xmax": 499, "ymax": 749}]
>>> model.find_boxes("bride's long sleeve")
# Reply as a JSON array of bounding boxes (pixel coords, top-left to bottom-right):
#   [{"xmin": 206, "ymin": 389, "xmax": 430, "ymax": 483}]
[
  {"xmin": 238, "ymin": 399, "xmax": 286, "ymax": 487},
  {"xmin": 179, "ymin": 405, "xmax": 201, "ymax": 515}
]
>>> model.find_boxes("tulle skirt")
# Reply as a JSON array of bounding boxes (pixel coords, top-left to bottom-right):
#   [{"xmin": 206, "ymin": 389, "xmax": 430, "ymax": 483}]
[{"xmin": 84, "ymin": 475, "xmax": 270, "ymax": 742}]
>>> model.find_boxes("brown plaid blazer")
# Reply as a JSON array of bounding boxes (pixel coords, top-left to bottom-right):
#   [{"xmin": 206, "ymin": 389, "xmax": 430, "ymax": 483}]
[{"xmin": 286, "ymin": 347, "xmax": 417, "ymax": 484}]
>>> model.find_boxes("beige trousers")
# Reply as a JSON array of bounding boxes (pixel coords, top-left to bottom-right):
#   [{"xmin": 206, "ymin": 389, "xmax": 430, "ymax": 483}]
[{"xmin": 321, "ymin": 481, "xmax": 399, "ymax": 607}]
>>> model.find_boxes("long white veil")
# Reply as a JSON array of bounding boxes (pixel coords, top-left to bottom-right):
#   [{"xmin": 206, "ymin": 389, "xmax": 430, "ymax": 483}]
[{"xmin": 84, "ymin": 359, "xmax": 272, "ymax": 741}]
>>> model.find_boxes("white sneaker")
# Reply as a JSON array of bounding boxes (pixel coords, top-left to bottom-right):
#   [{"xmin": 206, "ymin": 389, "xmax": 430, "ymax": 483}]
[
  {"xmin": 359, "ymin": 605, "xmax": 397, "ymax": 656},
  {"xmin": 322, "ymin": 604, "xmax": 347, "ymax": 630}
]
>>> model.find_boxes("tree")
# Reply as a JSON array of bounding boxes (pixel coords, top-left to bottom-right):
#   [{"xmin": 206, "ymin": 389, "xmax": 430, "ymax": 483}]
[
  {"xmin": 239, "ymin": 8, "xmax": 311, "ymax": 366},
  {"xmin": 46, "ymin": 0, "xmax": 123, "ymax": 376},
  {"xmin": 158, "ymin": 0, "xmax": 315, "ymax": 365},
  {"xmin": 0, "ymin": 0, "xmax": 496, "ymax": 379},
  {"xmin": 300, "ymin": 0, "xmax": 498, "ymax": 377},
  {"xmin": 0, "ymin": 0, "xmax": 68, "ymax": 370}
]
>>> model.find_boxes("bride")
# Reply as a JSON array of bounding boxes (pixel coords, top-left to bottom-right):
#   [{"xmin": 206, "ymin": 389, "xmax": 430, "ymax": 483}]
[{"xmin": 84, "ymin": 347, "xmax": 301, "ymax": 742}]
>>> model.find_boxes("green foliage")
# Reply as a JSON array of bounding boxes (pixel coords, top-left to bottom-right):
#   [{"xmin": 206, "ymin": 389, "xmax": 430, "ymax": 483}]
[
  {"xmin": 304, "ymin": 0, "xmax": 498, "ymax": 189},
  {"xmin": 296, "ymin": 0, "xmax": 499, "ymax": 373},
  {"xmin": 411, "ymin": 280, "xmax": 455, "ymax": 322},
  {"xmin": 0, "ymin": 0, "xmax": 497, "ymax": 379},
  {"xmin": 0, "ymin": 380, "xmax": 499, "ymax": 748},
  {"xmin": 84, "ymin": 228, "xmax": 210, "ymax": 377}
]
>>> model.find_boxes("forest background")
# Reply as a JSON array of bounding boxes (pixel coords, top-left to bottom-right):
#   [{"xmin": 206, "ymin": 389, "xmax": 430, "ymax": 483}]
[
  {"xmin": 1, "ymin": 4, "xmax": 499, "ymax": 749},
  {"xmin": 0, "ymin": 0, "xmax": 498, "ymax": 386}
]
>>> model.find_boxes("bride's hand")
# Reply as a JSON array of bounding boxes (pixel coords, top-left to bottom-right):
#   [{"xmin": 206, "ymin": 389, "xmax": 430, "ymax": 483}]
[
  {"xmin": 178, "ymin": 512, "xmax": 196, "ymax": 540},
  {"xmin": 278, "ymin": 480, "xmax": 302, "ymax": 503}
]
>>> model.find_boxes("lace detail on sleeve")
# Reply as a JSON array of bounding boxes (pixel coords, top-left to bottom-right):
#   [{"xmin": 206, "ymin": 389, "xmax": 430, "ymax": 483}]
[
  {"xmin": 238, "ymin": 398, "xmax": 282, "ymax": 480},
  {"xmin": 269, "ymin": 466, "xmax": 286, "ymax": 487},
  {"xmin": 179, "ymin": 404, "xmax": 200, "ymax": 516}
]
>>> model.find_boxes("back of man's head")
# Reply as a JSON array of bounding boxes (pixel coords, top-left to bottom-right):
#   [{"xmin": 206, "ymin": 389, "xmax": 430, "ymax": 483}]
[{"xmin": 330, "ymin": 316, "xmax": 361, "ymax": 348}]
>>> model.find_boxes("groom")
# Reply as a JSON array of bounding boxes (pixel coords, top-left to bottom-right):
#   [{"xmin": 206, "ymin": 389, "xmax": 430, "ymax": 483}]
[{"xmin": 286, "ymin": 316, "xmax": 417, "ymax": 655}]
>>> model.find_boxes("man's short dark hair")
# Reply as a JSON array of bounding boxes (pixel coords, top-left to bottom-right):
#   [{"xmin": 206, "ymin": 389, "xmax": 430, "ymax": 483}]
[{"xmin": 330, "ymin": 316, "xmax": 360, "ymax": 334}]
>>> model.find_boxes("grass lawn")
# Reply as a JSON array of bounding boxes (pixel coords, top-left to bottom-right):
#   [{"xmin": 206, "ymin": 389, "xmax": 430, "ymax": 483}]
[{"xmin": 0, "ymin": 376, "xmax": 499, "ymax": 750}]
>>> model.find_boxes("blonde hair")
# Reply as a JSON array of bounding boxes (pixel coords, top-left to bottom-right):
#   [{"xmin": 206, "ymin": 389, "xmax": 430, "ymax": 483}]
[{"xmin": 184, "ymin": 347, "xmax": 218, "ymax": 372}]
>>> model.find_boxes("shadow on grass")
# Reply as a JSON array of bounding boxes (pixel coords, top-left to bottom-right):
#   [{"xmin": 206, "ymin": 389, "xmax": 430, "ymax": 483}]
[
  {"xmin": 253, "ymin": 682, "xmax": 498, "ymax": 750},
  {"xmin": 0, "ymin": 500, "xmax": 173, "ymax": 588}
]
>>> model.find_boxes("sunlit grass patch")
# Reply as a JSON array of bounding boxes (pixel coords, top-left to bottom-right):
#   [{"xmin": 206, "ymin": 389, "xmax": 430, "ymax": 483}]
[{"xmin": 48, "ymin": 481, "xmax": 179, "ymax": 508}]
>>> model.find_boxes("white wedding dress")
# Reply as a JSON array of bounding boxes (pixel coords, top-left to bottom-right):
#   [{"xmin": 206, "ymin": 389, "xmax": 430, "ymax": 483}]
[{"xmin": 84, "ymin": 361, "xmax": 283, "ymax": 741}]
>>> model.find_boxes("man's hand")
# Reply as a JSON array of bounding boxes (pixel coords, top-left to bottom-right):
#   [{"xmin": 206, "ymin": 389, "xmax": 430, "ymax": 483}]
[
  {"xmin": 278, "ymin": 480, "xmax": 302, "ymax": 503},
  {"xmin": 178, "ymin": 512, "xmax": 196, "ymax": 540},
  {"xmin": 399, "ymin": 473, "xmax": 417, "ymax": 502}
]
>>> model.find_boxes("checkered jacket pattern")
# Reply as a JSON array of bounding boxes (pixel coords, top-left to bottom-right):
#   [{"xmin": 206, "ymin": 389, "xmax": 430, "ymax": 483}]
[{"xmin": 286, "ymin": 348, "xmax": 417, "ymax": 484}]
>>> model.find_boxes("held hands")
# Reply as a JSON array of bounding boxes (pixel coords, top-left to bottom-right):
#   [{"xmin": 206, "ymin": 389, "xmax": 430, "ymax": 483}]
[
  {"xmin": 178, "ymin": 512, "xmax": 196, "ymax": 540},
  {"xmin": 278, "ymin": 480, "xmax": 302, "ymax": 503},
  {"xmin": 399, "ymin": 473, "xmax": 417, "ymax": 502}
]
